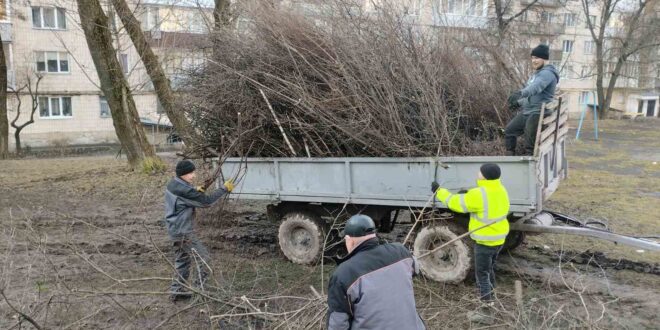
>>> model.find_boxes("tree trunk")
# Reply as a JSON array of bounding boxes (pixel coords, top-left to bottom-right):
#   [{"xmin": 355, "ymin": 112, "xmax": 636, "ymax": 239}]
[
  {"xmin": 111, "ymin": 0, "xmax": 198, "ymax": 147},
  {"xmin": 595, "ymin": 41, "xmax": 607, "ymax": 117},
  {"xmin": 214, "ymin": 0, "xmax": 231, "ymax": 29},
  {"xmin": 13, "ymin": 127, "xmax": 21, "ymax": 154},
  {"xmin": 0, "ymin": 35, "xmax": 8, "ymax": 159},
  {"xmin": 76, "ymin": 0, "xmax": 157, "ymax": 170}
]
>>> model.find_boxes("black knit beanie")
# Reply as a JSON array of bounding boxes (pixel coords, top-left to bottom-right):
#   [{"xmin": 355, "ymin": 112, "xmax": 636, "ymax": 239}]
[
  {"xmin": 531, "ymin": 44, "xmax": 550, "ymax": 60},
  {"xmin": 480, "ymin": 163, "xmax": 501, "ymax": 180},
  {"xmin": 176, "ymin": 160, "xmax": 195, "ymax": 177}
]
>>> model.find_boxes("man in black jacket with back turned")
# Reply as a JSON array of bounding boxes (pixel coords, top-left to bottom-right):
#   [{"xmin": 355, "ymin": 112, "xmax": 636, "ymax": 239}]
[{"xmin": 327, "ymin": 215, "xmax": 425, "ymax": 330}]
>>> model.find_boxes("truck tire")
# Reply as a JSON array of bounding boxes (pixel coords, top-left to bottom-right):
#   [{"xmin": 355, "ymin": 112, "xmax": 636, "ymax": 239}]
[
  {"xmin": 278, "ymin": 212, "xmax": 325, "ymax": 265},
  {"xmin": 413, "ymin": 225, "xmax": 471, "ymax": 283}
]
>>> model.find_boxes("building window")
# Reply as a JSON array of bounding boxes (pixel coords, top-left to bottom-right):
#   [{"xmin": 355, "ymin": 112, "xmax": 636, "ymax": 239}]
[
  {"xmin": 36, "ymin": 51, "xmax": 69, "ymax": 73},
  {"xmin": 564, "ymin": 13, "xmax": 577, "ymax": 27},
  {"xmin": 119, "ymin": 54, "xmax": 129, "ymax": 74},
  {"xmin": 443, "ymin": 0, "xmax": 485, "ymax": 16},
  {"xmin": 32, "ymin": 7, "xmax": 66, "ymax": 29},
  {"xmin": 562, "ymin": 40, "xmax": 573, "ymax": 53},
  {"xmin": 584, "ymin": 40, "xmax": 594, "ymax": 55},
  {"xmin": 141, "ymin": 6, "xmax": 160, "ymax": 31},
  {"xmin": 100, "ymin": 96, "xmax": 111, "ymax": 118},
  {"xmin": 541, "ymin": 12, "xmax": 554, "ymax": 24},
  {"xmin": 585, "ymin": 15, "xmax": 596, "ymax": 28},
  {"xmin": 157, "ymin": 100, "xmax": 165, "ymax": 114},
  {"xmin": 560, "ymin": 65, "xmax": 574, "ymax": 79},
  {"xmin": 580, "ymin": 65, "xmax": 590, "ymax": 78},
  {"xmin": 39, "ymin": 96, "xmax": 72, "ymax": 118},
  {"xmin": 578, "ymin": 91, "xmax": 592, "ymax": 104}
]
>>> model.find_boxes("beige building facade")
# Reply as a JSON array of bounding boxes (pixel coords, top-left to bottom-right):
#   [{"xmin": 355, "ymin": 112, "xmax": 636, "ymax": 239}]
[
  {"xmin": 2, "ymin": 0, "xmax": 211, "ymax": 151},
  {"xmin": 2, "ymin": 0, "xmax": 657, "ymax": 151}
]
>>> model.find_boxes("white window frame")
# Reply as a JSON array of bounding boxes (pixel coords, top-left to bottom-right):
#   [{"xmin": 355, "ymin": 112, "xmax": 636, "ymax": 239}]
[
  {"xmin": 578, "ymin": 91, "xmax": 592, "ymax": 104},
  {"xmin": 99, "ymin": 96, "xmax": 111, "ymax": 118},
  {"xmin": 32, "ymin": 6, "xmax": 67, "ymax": 30},
  {"xmin": 35, "ymin": 51, "xmax": 69, "ymax": 73},
  {"xmin": 584, "ymin": 40, "xmax": 594, "ymax": 55},
  {"xmin": 39, "ymin": 96, "xmax": 72, "ymax": 119},
  {"xmin": 442, "ymin": 0, "xmax": 487, "ymax": 17},
  {"xmin": 580, "ymin": 65, "xmax": 590, "ymax": 78},
  {"xmin": 564, "ymin": 13, "xmax": 577, "ymax": 27},
  {"xmin": 585, "ymin": 15, "xmax": 596, "ymax": 28},
  {"xmin": 562, "ymin": 40, "xmax": 573, "ymax": 53}
]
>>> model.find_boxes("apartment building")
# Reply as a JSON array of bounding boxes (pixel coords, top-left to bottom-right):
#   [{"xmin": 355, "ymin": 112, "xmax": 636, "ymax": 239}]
[
  {"xmin": 286, "ymin": 0, "xmax": 659, "ymax": 117},
  {"xmin": 3, "ymin": 0, "xmax": 212, "ymax": 151},
  {"xmin": 2, "ymin": 0, "xmax": 657, "ymax": 151}
]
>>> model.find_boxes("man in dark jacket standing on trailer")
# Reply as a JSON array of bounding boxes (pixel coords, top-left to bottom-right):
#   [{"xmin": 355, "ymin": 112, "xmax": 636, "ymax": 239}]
[
  {"xmin": 164, "ymin": 159, "xmax": 234, "ymax": 301},
  {"xmin": 505, "ymin": 44, "xmax": 559, "ymax": 155},
  {"xmin": 327, "ymin": 214, "xmax": 426, "ymax": 330},
  {"xmin": 432, "ymin": 163, "xmax": 510, "ymax": 325}
]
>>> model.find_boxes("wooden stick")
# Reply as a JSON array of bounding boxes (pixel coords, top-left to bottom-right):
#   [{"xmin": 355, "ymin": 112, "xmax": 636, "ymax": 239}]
[
  {"xmin": 515, "ymin": 280, "xmax": 523, "ymax": 308},
  {"xmin": 260, "ymin": 89, "xmax": 297, "ymax": 156},
  {"xmin": 403, "ymin": 194, "xmax": 436, "ymax": 246}
]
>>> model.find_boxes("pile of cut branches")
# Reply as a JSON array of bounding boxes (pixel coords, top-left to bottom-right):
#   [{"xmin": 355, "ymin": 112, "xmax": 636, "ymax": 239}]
[{"xmin": 184, "ymin": 1, "xmax": 523, "ymax": 157}]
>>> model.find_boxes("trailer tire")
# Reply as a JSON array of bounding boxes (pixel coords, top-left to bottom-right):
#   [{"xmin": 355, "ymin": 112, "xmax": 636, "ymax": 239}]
[
  {"xmin": 278, "ymin": 212, "xmax": 325, "ymax": 265},
  {"xmin": 414, "ymin": 226, "xmax": 471, "ymax": 283},
  {"xmin": 502, "ymin": 230, "xmax": 525, "ymax": 252}
]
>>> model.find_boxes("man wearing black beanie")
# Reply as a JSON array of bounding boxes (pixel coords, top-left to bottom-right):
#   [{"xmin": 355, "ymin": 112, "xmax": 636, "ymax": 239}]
[
  {"xmin": 431, "ymin": 163, "xmax": 510, "ymax": 325},
  {"xmin": 505, "ymin": 44, "xmax": 559, "ymax": 155},
  {"xmin": 164, "ymin": 159, "xmax": 235, "ymax": 301}
]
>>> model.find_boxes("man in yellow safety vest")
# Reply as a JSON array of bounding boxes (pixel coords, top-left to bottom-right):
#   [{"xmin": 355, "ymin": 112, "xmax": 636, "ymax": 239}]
[{"xmin": 431, "ymin": 163, "xmax": 510, "ymax": 325}]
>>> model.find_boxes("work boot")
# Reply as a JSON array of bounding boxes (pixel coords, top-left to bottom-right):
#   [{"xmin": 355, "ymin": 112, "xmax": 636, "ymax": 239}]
[
  {"xmin": 169, "ymin": 290, "xmax": 192, "ymax": 302},
  {"xmin": 468, "ymin": 303, "xmax": 495, "ymax": 325}
]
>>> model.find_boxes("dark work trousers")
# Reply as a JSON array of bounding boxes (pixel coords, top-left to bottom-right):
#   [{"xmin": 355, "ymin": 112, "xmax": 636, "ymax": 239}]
[
  {"xmin": 474, "ymin": 244, "xmax": 503, "ymax": 302},
  {"xmin": 504, "ymin": 112, "xmax": 541, "ymax": 154},
  {"xmin": 170, "ymin": 235, "xmax": 211, "ymax": 293}
]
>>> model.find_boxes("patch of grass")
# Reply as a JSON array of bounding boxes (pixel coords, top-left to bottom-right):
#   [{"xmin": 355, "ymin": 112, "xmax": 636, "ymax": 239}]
[{"xmin": 140, "ymin": 157, "xmax": 168, "ymax": 175}]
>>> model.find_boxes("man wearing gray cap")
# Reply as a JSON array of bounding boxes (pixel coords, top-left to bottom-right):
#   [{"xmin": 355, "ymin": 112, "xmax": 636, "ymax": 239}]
[{"xmin": 326, "ymin": 215, "xmax": 426, "ymax": 330}]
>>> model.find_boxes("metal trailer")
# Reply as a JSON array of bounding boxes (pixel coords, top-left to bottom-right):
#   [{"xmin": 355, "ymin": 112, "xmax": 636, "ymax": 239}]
[{"xmin": 219, "ymin": 99, "xmax": 660, "ymax": 283}]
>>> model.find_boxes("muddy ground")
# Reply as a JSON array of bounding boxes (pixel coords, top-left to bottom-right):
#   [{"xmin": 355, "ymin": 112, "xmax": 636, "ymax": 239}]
[{"xmin": 0, "ymin": 119, "xmax": 659, "ymax": 329}]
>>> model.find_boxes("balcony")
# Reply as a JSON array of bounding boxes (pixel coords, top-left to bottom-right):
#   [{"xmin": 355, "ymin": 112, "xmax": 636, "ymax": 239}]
[
  {"xmin": 432, "ymin": 14, "xmax": 489, "ymax": 29},
  {"xmin": 519, "ymin": 21, "xmax": 565, "ymax": 36},
  {"xmin": 520, "ymin": 0, "xmax": 564, "ymax": 8},
  {"xmin": 144, "ymin": 30, "xmax": 210, "ymax": 49}
]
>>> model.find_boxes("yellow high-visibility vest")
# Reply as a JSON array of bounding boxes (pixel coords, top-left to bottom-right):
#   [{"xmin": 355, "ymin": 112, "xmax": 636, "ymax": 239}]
[{"xmin": 435, "ymin": 179, "xmax": 510, "ymax": 246}]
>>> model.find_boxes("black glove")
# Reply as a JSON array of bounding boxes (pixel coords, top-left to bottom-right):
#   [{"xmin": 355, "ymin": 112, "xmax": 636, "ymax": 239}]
[
  {"xmin": 431, "ymin": 181, "xmax": 440, "ymax": 193},
  {"xmin": 508, "ymin": 90, "xmax": 522, "ymax": 109}
]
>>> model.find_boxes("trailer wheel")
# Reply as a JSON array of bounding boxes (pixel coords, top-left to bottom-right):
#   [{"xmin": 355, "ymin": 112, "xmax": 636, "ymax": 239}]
[
  {"xmin": 278, "ymin": 212, "xmax": 325, "ymax": 265},
  {"xmin": 413, "ymin": 226, "xmax": 471, "ymax": 283},
  {"xmin": 502, "ymin": 230, "xmax": 525, "ymax": 253}
]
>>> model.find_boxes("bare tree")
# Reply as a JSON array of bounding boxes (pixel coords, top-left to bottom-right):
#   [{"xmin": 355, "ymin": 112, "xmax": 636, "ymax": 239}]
[
  {"xmin": 76, "ymin": 0, "xmax": 158, "ymax": 170},
  {"xmin": 582, "ymin": 0, "xmax": 660, "ymax": 116},
  {"xmin": 111, "ymin": 0, "xmax": 200, "ymax": 147},
  {"xmin": 9, "ymin": 74, "xmax": 43, "ymax": 155},
  {"xmin": 0, "ymin": 34, "xmax": 8, "ymax": 159},
  {"xmin": 214, "ymin": 0, "xmax": 231, "ymax": 29},
  {"xmin": 492, "ymin": 0, "xmax": 541, "ymax": 37}
]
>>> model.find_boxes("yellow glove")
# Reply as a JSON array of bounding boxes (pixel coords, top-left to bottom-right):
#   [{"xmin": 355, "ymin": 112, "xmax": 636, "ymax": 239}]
[
  {"xmin": 223, "ymin": 180, "xmax": 235, "ymax": 192},
  {"xmin": 196, "ymin": 186, "xmax": 205, "ymax": 193}
]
